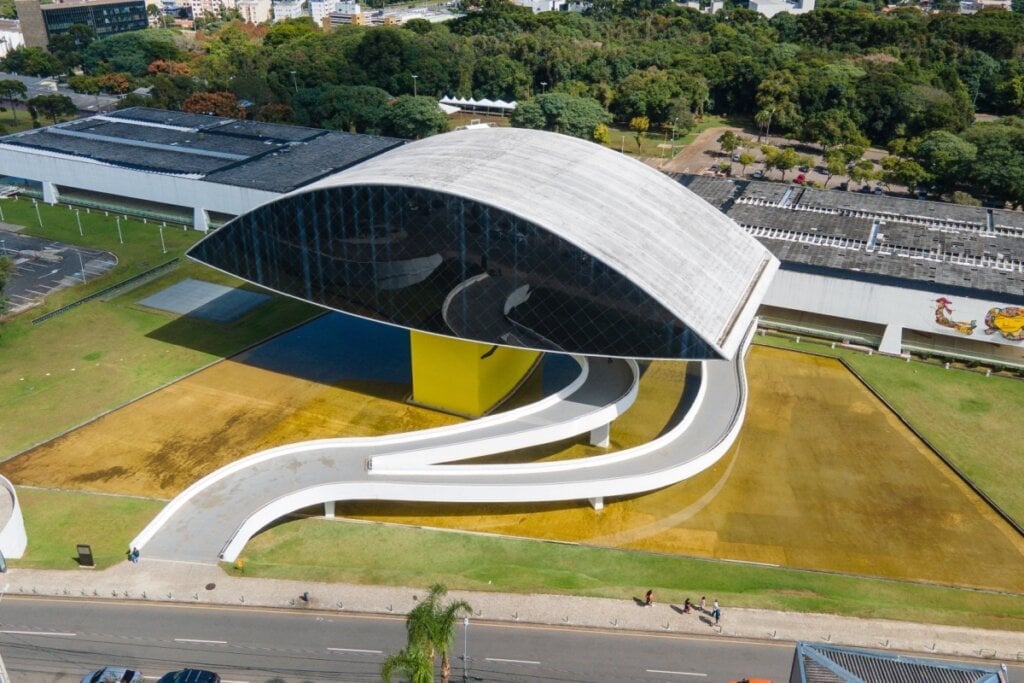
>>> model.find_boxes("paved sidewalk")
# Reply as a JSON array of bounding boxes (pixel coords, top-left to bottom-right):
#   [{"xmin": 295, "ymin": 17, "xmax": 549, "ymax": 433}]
[{"xmin": 4, "ymin": 560, "xmax": 1023, "ymax": 666}]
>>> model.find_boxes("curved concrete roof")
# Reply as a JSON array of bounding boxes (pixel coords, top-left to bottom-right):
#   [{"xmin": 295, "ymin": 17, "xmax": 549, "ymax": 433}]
[{"xmin": 303, "ymin": 127, "xmax": 778, "ymax": 360}]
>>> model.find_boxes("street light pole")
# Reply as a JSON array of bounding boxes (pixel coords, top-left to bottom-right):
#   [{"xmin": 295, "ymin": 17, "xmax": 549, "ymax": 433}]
[
  {"xmin": 462, "ymin": 616, "xmax": 469, "ymax": 683},
  {"xmin": 411, "ymin": 74, "xmax": 418, "ymax": 97},
  {"xmin": 290, "ymin": 70, "xmax": 298, "ymax": 94},
  {"xmin": 32, "ymin": 199, "xmax": 42, "ymax": 229},
  {"xmin": 116, "ymin": 217, "xmax": 123, "ymax": 244},
  {"xmin": 76, "ymin": 250, "xmax": 86, "ymax": 284},
  {"xmin": 75, "ymin": 209, "xmax": 83, "ymax": 237},
  {"xmin": 541, "ymin": 81, "xmax": 547, "ymax": 94}
]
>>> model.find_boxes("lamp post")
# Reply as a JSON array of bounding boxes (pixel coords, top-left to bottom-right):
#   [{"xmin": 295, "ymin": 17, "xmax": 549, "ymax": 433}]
[
  {"xmin": 671, "ymin": 116, "xmax": 678, "ymax": 157},
  {"xmin": 32, "ymin": 199, "xmax": 42, "ymax": 229},
  {"xmin": 75, "ymin": 249, "xmax": 86, "ymax": 284},
  {"xmin": 540, "ymin": 81, "xmax": 547, "ymax": 94},
  {"xmin": 462, "ymin": 616, "xmax": 469, "ymax": 683},
  {"xmin": 116, "ymin": 216, "xmax": 123, "ymax": 244},
  {"xmin": 75, "ymin": 209, "xmax": 82, "ymax": 237},
  {"xmin": 411, "ymin": 74, "xmax": 418, "ymax": 97},
  {"xmin": 289, "ymin": 70, "xmax": 298, "ymax": 94}
]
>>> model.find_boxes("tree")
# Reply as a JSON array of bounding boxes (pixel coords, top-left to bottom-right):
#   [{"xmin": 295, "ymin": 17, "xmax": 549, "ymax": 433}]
[
  {"xmin": 822, "ymin": 150, "xmax": 847, "ymax": 189},
  {"xmin": 0, "ymin": 79, "xmax": 27, "ymax": 122},
  {"xmin": 381, "ymin": 95, "xmax": 450, "ymax": 140},
  {"xmin": 510, "ymin": 93, "xmax": 611, "ymax": 140},
  {"xmin": 755, "ymin": 70, "xmax": 800, "ymax": 138},
  {"xmin": 629, "ymin": 115, "xmax": 649, "ymax": 152},
  {"xmin": 0, "ymin": 46, "xmax": 62, "ymax": 77},
  {"xmin": 914, "ymin": 130, "xmax": 976, "ymax": 193},
  {"xmin": 98, "ymin": 72, "xmax": 132, "ymax": 94},
  {"xmin": 593, "ymin": 122, "xmax": 610, "ymax": 144},
  {"xmin": 763, "ymin": 145, "xmax": 799, "ymax": 181},
  {"xmin": 26, "ymin": 94, "xmax": 76, "ymax": 124},
  {"xmin": 717, "ymin": 130, "xmax": 739, "ymax": 157},
  {"xmin": 848, "ymin": 158, "xmax": 879, "ymax": 188},
  {"xmin": 390, "ymin": 583, "xmax": 472, "ymax": 683},
  {"xmin": 737, "ymin": 151, "xmax": 756, "ymax": 176},
  {"xmin": 381, "ymin": 646, "xmax": 433, "ymax": 683},
  {"xmin": 181, "ymin": 91, "xmax": 244, "ymax": 117},
  {"xmin": 880, "ymin": 156, "xmax": 929, "ymax": 192}
]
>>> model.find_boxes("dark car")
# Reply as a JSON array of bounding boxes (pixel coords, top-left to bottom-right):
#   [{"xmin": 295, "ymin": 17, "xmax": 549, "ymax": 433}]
[
  {"xmin": 81, "ymin": 668, "xmax": 143, "ymax": 683},
  {"xmin": 158, "ymin": 670, "xmax": 221, "ymax": 683}
]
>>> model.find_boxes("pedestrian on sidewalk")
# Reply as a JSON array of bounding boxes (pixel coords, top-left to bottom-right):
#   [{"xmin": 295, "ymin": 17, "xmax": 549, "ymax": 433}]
[
  {"xmin": 130, "ymin": 547, "xmax": 140, "ymax": 564},
  {"xmin": 644, "ymin": 589, "xmax": 653, "ymax": 607},
  {"xmin": 712, "ymin": 599, "xmax": 721, "ymax": 625},
  {"xmin": 683, "ymin": 597, "xmax": 692, "ymax": 613},
  {"xmin": 699, "ymin": 596, "xmax": 706, "ymax": 612}
]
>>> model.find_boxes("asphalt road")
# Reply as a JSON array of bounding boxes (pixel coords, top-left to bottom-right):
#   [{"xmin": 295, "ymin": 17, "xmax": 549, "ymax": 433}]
[{"xmin": 0, "ymin": 596, "xmax": 796, "ymax": 682}]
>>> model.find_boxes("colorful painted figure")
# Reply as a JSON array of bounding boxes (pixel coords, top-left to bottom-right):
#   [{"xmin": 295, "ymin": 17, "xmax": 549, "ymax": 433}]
[
  {"xmin": 934, "ymin": 297, "xmax": 976, "ymax": 335},
  {"xmin": 984, "ymin": 306, "xmax": 1024, "ymax": 341}
]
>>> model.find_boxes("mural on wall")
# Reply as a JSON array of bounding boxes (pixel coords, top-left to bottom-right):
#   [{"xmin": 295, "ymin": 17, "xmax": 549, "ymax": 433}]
[
  {"xmin": 934, "ymin": 297, "xmax": 977, "ymax": 335},
  {"xmin": 984, "ymin": 306, "xmax": 1024, "ymax": 341}
]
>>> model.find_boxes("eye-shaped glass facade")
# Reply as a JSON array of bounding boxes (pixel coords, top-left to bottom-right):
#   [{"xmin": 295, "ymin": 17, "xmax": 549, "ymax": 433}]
[{"xmin": 189, "ymin": 185, "xmax": 722, "ymax": 360}]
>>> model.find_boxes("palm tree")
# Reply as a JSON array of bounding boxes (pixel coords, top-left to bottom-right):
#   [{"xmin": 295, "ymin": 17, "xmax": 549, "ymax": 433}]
[
  {"xmin": 381, "ymin": 645, "xmax": 433, "ymax": 683},
  {"xmin": 382, "ymin": 583, "xmax": 472, "ymax": 683}
]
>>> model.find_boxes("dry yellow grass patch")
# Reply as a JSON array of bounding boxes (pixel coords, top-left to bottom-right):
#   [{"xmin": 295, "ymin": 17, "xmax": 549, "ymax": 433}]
[{"xmin": 1, "ymin": 359, "xmax": 461, "ymax": 497}]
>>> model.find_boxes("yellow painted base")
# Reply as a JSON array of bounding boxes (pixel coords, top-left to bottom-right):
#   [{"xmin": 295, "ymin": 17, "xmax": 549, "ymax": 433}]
[{"xmin": 410, "ymin": 332, "xmax": 540, "ymax": 417}]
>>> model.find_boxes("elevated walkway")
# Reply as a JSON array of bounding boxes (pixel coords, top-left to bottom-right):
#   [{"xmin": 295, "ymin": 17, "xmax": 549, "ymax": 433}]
[{"xmin": 135, "ymin": 329, "xmax": 752, "ymax": 565}]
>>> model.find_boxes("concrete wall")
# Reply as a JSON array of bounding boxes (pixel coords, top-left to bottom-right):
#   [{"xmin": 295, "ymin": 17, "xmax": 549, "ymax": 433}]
[
  {"xmin": 0, "ymin": 146, "xmax": 278, "ymax": 229},
  {"xmin": 763, "ymin": 270, "xmax": 1024, "ymax": 359}
]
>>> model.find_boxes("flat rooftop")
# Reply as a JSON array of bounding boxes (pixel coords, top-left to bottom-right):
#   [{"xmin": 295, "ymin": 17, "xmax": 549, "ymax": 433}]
[
  {"xmin": 0, "ymin": 107, "xmax": 404, "ymax": 194},
  {"xmin": 677, "ymin": 174, "xmax": 1024, "ymax": 302}
]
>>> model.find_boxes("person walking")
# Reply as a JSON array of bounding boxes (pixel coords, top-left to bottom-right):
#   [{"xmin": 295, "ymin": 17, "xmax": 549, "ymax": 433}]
[
  {"xmin": 130, "ymin": 547, "xmax": 140, "ymax": 564},
  {"xmin": 712, "ymin": 599, "xmax": 721, "ymax": 625},
  {"xmin": 644, "ymin": 589, "xmax": 654, "ymax": 607},
  {"xmin": 683, "ymin": 598, "xmax": 692, "ymax": 613},
  {"xmin": 699, "ymin": 596, "xmax": 706, "ymax": 612}
]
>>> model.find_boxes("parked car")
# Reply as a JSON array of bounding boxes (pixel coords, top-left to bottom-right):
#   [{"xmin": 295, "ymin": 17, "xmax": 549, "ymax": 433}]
[
  {"xmin": 158, "ymin": 670, "xmax": 221, "ymax": 683},
  {"xmin": 794, "ymin": 173, "xmax": 806, "ymax": 185},
  {"xmin": 731, "ymin": 152, "xmax": 741, "ymax": 161},
  {"xmin": 82, "ymin": 668, "xmax": 143, "ymax": 683},
  {"xmin": 873, "ymin": 186, "xmax": 883, "ymax": 196},
  {"xmin": 797, "ymin": 165, "xmax": 809, "ymax": 173},
  {"xmin": 752, "ymin": 170, "xmax": 764, "ymax": 179}
]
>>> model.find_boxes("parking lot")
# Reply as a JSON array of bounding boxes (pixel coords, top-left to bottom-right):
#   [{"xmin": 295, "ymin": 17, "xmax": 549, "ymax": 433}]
[{"xmin": 0, "ymin": 225, "xmax": 117, "ymax": 315}]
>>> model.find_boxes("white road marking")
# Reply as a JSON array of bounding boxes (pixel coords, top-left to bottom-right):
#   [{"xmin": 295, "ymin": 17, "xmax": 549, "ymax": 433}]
[
  {"xmin": 0, "ymin": 630, "xmax": 76, "ymax": 637},
  {"xmin": 485, "ymin": 657, "xmax": 541, "ymax": 665},
  {"xmin": 327, "ymin": 647, "xmax": 383, "ymax": 654},
  {"xmin": 646, "ymin": 669, "xmax": 708, "ymax": 677},
  {"xmin": 173, "ymin": 637, "xmax": 227, "ymax": 644}
]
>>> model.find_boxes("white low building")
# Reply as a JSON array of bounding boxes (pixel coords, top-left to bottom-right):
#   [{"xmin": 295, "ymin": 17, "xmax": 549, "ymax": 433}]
[{"xmin": 0, "ymin": 19, "xmax": 24, "ymax": 58}]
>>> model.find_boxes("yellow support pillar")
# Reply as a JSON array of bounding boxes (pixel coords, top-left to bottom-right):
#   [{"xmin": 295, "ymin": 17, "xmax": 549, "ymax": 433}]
[{"xmin": 410, "ymin": 331, "xmax": 540, "ymax": 417}]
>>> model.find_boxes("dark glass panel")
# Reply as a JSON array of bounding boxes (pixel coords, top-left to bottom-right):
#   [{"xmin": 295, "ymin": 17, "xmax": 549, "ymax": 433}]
[{"xmin": 189, "ymin": 185, "xmax": 721, "ymax": 360}]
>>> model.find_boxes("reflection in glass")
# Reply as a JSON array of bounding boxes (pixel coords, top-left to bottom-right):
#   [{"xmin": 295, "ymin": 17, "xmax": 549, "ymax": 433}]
[{"xmin": 190, "ymin": 185, "xmax": 721, "ymax": 360}]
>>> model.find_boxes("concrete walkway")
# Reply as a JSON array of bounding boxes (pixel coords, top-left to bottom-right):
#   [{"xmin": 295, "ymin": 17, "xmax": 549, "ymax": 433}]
[{"xmin": 5, "ymin": 560, "xmax": 1023, "ymax": 666}]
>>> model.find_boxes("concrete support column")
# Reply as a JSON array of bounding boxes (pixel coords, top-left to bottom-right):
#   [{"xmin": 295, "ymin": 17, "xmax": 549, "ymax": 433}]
[
  {"xmin": 879, "ymin": 323, "xmax": 903, "ymax": 356},
  {"xmin": 193, "ymin": 206, "xmax": 209, "ymax": 232},
  {"xmin": 588, "ymin": 497, "xmax": 604, "ymax": 511},
  {"xmin": 324, "ymin": 501, "xmax": 335, "ymax": 519},
  {"xmin": 42, "ymin": 181, "xmax": 59, "ymax": 205},
  {"xmin": 589, "ymin": 422, "xmax": 610, "ymax": 448}
]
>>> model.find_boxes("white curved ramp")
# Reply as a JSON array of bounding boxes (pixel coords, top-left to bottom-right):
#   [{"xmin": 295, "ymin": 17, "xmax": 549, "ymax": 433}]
[
  {"xmin": 134, "ymin": 356, "xmax": 639, "ymax": 563},
  {"xmin": 134, "ymin": 324, "xmax": 753, "ymax": 565},
  {"xmin": 0, "ymin": 476, "xmax": 27, "ymax": 560}
]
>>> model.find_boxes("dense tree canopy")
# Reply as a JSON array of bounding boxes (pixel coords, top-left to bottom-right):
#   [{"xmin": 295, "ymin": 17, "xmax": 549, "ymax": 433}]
[{"xmin": 5, "ymin": 1, "xmax": 1023, "ymax": 202}]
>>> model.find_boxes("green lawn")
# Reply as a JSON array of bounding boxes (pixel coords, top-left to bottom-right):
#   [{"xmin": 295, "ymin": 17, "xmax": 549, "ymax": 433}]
[
  {"xmin": 12, "ymin": 487, "xmax": 164, "ymax": 569},
  {"xmin": 232, "ymin": 516, "xmax": 1024, "ymax": 632},
  {"xmin": 755, "ymin": 335, "xmax": 1024, "ymax": 526},
  {"xmin": 604, "ymin": 115, "xmax": 727, "ymax": 159},
  {"xmin": 0, "ymin": 199, "xmax": 322, "ymax": 457}
]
